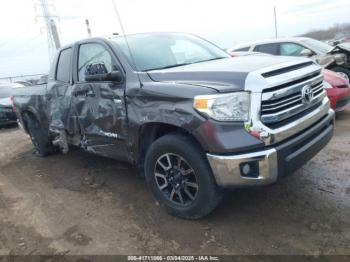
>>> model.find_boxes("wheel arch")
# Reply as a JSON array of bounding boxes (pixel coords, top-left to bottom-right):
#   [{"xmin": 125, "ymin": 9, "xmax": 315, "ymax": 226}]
[
  {"xmin": 136, "ymin": 122, "xmax": 204, "ymax": 168},
  {"xmin": 20, "ymin": 107, "xmax": 42, "ymax": 133}
]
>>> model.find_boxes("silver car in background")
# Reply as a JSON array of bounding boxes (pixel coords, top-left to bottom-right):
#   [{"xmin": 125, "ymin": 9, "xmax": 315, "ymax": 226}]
[{"xmin": 228, "ymin": 37, "xmax": 350, "ymax": 81}]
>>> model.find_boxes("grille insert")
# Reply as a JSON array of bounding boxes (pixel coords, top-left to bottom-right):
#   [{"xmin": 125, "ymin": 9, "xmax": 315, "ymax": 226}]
[{"xmin": 261, "ymin": 73, "xmax": 325, "ymax": 127}]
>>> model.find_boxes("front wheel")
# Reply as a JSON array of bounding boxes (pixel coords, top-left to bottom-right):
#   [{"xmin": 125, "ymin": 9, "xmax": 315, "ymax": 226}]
[{"xmin": 144, "ymin": 134, "xmax": 223, "ymax": 219}]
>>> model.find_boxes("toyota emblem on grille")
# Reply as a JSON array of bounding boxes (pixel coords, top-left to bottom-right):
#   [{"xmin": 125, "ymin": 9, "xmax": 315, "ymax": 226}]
[{"xmin": 301, "ymin": 85, "xmax": 314, "ymax": 104}]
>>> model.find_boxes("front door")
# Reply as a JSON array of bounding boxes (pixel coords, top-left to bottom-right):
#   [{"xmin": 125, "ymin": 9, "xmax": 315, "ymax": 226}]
[{"xmin": 71, "ymin": 42, "xmax": 129, "ymax": 161}]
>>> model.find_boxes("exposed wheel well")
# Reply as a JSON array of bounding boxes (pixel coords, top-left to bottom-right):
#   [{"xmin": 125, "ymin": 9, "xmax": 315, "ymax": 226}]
[{"xmin": 137, "ymin": 123, "xmax": 202, "ymax": 168}]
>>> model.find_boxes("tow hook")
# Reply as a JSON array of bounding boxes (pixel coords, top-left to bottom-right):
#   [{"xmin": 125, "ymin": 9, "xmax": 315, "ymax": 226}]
[{"xmin": 244, "ymin": 123, "xmax": 271, "ymax": 143}]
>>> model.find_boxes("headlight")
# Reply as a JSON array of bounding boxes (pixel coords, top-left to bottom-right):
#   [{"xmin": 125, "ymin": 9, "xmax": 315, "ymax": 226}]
[
  {"xmin": 193, "ymin": 92, "xmax": 250, "ymax": 121},
  {"xmin": 335, "ymin": 72, "xmax": 350, "ymax": 86},
  {"xmin": 323, "ymin": 81, "xmax": 333, "ymax": 89}
]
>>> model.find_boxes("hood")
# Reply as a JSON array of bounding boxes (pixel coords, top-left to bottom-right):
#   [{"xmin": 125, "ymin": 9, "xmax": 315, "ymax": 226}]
[
  {"xmin": 0, "ymin": 97, "xmax": 12, "ymax": 107},
  {"xmin": 328, "ymin": 43, "xmax": 350, "ymax": 55},
  {"xmin": 147, "ymin": 56, "xmax": 305, "ymax": 92},
  {"xmin": 337, "ymin": 43, "xmax": 350, "ymax": 52}
]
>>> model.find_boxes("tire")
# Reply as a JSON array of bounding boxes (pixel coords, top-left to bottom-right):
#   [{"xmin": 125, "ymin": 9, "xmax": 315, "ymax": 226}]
[
  {"xmin": 331, "ymin": 67, "xmax": 350, "ymax": 83},
  {"xmin": 144, "ymin": 133, "xmax": 223, "ymax": 219},
  {"xmin": 25, "ymin": 114, "xmax": 52, "ymax": 157}
]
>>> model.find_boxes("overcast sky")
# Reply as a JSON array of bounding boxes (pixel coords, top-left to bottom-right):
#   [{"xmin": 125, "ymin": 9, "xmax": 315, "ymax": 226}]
[{"xmin": 0, "ymin": 0, "xmax": 349, "ymax": 78}]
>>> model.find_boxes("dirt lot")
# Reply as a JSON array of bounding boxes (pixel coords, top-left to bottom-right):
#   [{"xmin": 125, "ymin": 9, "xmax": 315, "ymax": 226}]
[{"xmin": 0, "ymin": 111, "xmax": 349, "ymax": 256}]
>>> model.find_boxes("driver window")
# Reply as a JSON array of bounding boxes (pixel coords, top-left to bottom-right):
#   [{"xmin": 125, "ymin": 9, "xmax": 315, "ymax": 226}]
[
  {"xmin": 78, "ymin": 43, "xmax": 113, "ymax": 81},
  {"xmin": 280, "ymin": 43, "xmax": 305, "ymax": 56}
]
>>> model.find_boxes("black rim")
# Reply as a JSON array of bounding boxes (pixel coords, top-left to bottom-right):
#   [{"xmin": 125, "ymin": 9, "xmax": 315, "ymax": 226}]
[{"xmin": 154, "ymin": 153, "xmax": 199, "ymax": 206}]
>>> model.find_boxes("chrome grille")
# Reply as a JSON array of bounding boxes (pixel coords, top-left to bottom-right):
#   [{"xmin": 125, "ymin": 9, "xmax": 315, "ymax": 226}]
[{"xmin": 261, "ymin": 67, "xmax": 325, "ymax": 128}]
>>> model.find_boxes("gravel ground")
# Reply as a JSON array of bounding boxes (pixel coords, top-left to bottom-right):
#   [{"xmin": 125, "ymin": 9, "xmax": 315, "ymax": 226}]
[{"xmin": 0, "ymin": 110, "xmax": 349, "ymax": 256}]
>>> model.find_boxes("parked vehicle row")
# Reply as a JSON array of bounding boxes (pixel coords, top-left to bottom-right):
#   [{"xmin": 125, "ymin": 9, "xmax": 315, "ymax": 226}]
[
  {"xmin": 12, "ymin": 33, "xmax": 335, "ymax": 219},
  {"xmin": 228, "ymin": 37, "xmax": 350, "ymax": 81},
  {"xmin": 0, "ymin": 82, "xmax": 27, "ymax": 126}
]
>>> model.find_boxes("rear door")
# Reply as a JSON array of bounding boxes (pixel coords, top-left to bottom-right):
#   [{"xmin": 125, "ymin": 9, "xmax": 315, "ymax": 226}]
[
  {"xmin": 46, "ymin": 47, "xmax": 74, "ymax": 133},
  {"xmin": 71, "ymin": 41, "xmax": 129, "ymax": 161}
]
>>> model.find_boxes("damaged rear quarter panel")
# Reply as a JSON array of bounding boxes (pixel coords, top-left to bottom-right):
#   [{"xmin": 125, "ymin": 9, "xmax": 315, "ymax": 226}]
[{"xmin": 12, "ymin": 84, "xmax": 50, "ymax": 133}]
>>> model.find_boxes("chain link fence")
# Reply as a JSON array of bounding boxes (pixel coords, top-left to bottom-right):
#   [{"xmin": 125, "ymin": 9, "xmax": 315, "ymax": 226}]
[{"xmin": 0, "ymin": 73, "xmax": 47, "ymax": 85}]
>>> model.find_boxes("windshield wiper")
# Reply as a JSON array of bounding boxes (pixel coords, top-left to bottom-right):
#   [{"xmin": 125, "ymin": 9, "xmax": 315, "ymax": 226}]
[
  {"xmin": 145, "ymin": 57, "xmax": 228, "ymax": 71},
  {"xmin": 146, "ymin": 63, "xmax": 191, "ymax": 71},
  {"xmin": 199, "ymin": 57, "xmax": 227, "ymax": 63}
]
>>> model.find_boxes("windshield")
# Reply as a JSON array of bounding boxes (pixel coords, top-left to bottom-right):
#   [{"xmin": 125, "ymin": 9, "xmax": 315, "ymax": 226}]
[
  {"xmin": 112, "ymin": 33, "xmax": 230, "ymax": 71},
  {"xmin": 0, "ymin": 85, "xmax": 12, "ymax": 99},
  {"xmin": 301, "ymin": 38, "xmax": 333, "ymax": 54}
]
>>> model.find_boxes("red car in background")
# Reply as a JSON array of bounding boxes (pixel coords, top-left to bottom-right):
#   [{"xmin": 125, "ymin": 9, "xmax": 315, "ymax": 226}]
[{"xmin": 323, "ymin": 69, "xmax": 350, "ymax": 112}]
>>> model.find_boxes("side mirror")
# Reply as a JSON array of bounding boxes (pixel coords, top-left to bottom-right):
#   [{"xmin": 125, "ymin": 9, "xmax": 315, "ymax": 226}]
[
  {"xmin": 84, "ymin": 63, "xmax": 123, "ymax": 82},
  {"xmin": 300, "ymin": 48, "xmax": 313, "ymax": 57}
]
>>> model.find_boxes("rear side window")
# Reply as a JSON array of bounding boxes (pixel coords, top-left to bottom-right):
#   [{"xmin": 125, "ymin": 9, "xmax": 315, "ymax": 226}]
[
  {"xmin": 234, "ymin": 46, "xmax": 250, "ymax": 52},
  {"xmin": 56, "ymin": 48, "xmax": 72, "ymax": 83},
  {"xmin": 254, "ymin": 44, "xmax": 280, "ymax": 55}
]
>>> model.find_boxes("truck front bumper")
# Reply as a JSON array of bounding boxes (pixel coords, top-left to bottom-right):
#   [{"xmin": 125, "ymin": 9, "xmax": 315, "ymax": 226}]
[{"xmin": 207, "ymin": 109, "xmax": 335, "ymax": 187}]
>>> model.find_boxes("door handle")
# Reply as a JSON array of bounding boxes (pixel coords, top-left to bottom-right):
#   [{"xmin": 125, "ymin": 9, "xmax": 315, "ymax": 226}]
[
  {"xmin": 113, "ymin": 98, "xmax": 122, "ymax": 104},
  {"xmin": 73, "ymin": 88, "xmax": 95, "ymax": 97},
  {"xmin": 86, "ymin": 90, "xmax": 95, "ymax": 97}
]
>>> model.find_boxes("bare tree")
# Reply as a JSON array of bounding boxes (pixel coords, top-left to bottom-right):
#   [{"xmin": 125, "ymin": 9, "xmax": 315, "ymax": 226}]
[{"xmin": 300, "ymin": 23, "xmax": 350, "ymax": 40}]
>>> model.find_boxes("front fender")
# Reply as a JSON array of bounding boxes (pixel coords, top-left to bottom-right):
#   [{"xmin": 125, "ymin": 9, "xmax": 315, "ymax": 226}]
[{"xmin": 126, "ymin": 83, "xmax": 263, "ymax": 164}]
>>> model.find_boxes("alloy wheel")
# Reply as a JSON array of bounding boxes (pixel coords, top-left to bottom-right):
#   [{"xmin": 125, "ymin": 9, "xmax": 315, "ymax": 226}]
[{"xmin": 154, "ymin": 153, "xmax": 199, "ymax": 206}]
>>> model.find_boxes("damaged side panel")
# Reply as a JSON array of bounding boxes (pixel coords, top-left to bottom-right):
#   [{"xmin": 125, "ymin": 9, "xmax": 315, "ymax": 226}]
[
  {"xmin": 47, "ymin": 82, "xmax": 73, "ymax": 133},
  {"xmin": 12, "ymin": 84, "xmax": 50, "ymax": 133},
  {"xmin": 16, "ymin": 79, "xmax": 129, "ymax": 162},
  {"xmin": 15, "ymin": 40, "xmax": 130, "ymax": 162},
  {"xmin": 70, "ymin": 81, "xmax": 129, "ymax": 161}
]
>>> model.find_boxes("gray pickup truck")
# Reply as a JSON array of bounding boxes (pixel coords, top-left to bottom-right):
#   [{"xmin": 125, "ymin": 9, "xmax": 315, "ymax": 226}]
[{"xmin": 13, "ymin": 33, "xmax": 334, "ymax": 219}]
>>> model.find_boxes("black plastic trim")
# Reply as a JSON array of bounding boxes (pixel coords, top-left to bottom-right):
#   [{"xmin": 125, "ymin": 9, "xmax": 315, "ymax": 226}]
[{"xmin": 262, "ymin": 62, "xmax": 314, "ymax": 78}]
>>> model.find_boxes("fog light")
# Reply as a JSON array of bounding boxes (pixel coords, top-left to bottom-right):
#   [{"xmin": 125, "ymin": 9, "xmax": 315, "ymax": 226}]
[
  {"xmin": 242, "ymin": 163, "xmax": 251, "ymax": 175},
  {"xmin": 239, "ymin": 161, "xmax": 259, "ymax": 178}
]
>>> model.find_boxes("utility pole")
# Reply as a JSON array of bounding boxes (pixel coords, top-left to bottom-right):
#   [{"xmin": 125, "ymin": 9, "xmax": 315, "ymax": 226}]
[
  {"xmin": 50, "ymin": 19, "xmax": 61, "ymax": 49},
  {"xmin": 274, "ymin": 7, "xmax": 278, "ymax": 39},
  {"xmin": 34, "ymin": 0, "xmax": 61, "ymax": 62},
  {"xmin": 85, "ymin": 19, "xmax": 92, "ymax": 37}
]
